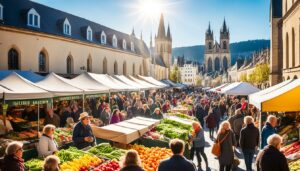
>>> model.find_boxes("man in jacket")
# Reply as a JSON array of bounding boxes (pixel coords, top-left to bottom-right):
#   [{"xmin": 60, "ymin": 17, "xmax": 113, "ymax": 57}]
[
  {"xmin": 261, "ymin": 115, "xmax": 277, "ymax": 148},
  {"xmin": 240, "ymin": 116, "xmax": 259, "ymax": 171},
  {"xmin": 195, "ymin": 99, "xmax": 209, "ymax": 127},
  {"xmin": 44, "ymin": 109, "xmax": 60, "ymax": 128},
  {"xmin": 72, "ymin": 112, "xmax": 96, "ymax": 149},
  {"xmin": 158, "ymin": 139, "xmax": 196, "ymax": 171}
]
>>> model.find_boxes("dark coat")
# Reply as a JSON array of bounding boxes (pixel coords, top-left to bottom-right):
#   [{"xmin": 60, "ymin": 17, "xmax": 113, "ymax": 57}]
[
  {"xmin": 2, "ymin": 155, "xmax": 25, "ymax": 171},
  {"xmin": 240, "ymin": 123, "xmax": 259, "ymax": 150},
  {"xmin": 205, "ymin": 112, "xmax": 216, "ymax": 129},
  {"xmin": 44, "ymin": 113, "xmax": 60, "ymax": 128},
  {"xmin": 218, "ymin": 130, "xmax": 236, "ymax": 165},
  {"xmin": 100, "ymin": 110, "xmax": 110, "ymax": 125},
  {"xmin": 120, "ymin": 165, "xmax": 145, "ymax": 171},
  {"xmin": 261, "ymin": 122, "xmax": 276, "ymax": 148},
  {"xmin": 212, "ymin": 106, "xmax": 221, "ymax": 122},
  {"xmin": 60, "ymin": 111, "xmax": 72, "ymax": 127},
  {"xmin": 192, "ymin": 129, "xmax": 205, "ymax": 148},
  {"xmin": 195, "ymin": 104, "xmax": 209, "ymax": 122},
  {"xmin": 151, "ymin": 112, "xmax": 163, "ymax": 120},
  {"xmin": 259, "ymin": 145, "xmax": 289, "ymax": 171},
  {"xmin": 143, "ymin": 108, "xmax": 151, "ymax": 118},
  {"xmin": 72, "ymin": 122, "xmax": 95, "ymax": 149},
  {"xmin": 157, "ymin": 155, "xmax": 196, "ymax": 171}
]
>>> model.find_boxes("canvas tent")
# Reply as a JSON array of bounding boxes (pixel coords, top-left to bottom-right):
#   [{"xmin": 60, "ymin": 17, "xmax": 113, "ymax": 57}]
[
  {"xmin": 0, "ymin": 70, "xmax": 44, "ymax": 82},
  {"xmin": 220, "ymin": 82, "xmax": 260, "ymax": 96},
  {"xmin": 209, "ymin": 83, "xmax": 229, "ymax": 92},
  {"xmin": 0, "ymin": 72, "xmax": 52, "ymax": 104},
  {"xmin": 128, "ymin": 76, "xmax": 159, "ymax": 89},
  {"xmin": 114, "ymin": 75, "xmax": 147, "ymax": 90},
  {"xmin": 249, "ymin": 79, "xmax": 300, "ymax": 112},
  {"xmin": 138, "ymin": 75, "xmax": 167, "ymax": 88},
  {"xmin": 36, "ymin": 72, "xmax": 83, "ymax": 97}
]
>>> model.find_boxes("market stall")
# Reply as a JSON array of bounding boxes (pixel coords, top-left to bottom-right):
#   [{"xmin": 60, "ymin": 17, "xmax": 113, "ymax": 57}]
[
  {"xmin": 220, "ymin": 82, "xmax": 260, "ymax": 96},
  {"xmin": 128, "ymin": 75, "xmax": 159, "ymax": 89},
  {"xmin": 208, "ymin": 83, "xmax": 229, "ymax": 92},
  {"xmin": 137, "ymin": 75, "xmax": 168, "ymax": 88},
  {"xmin": 0, "ymin": 70, "xmax": 45, "ymax": 82},
  {"xmin": 114, "ymin": 75, "xmax": 148, "ymax": 90}
]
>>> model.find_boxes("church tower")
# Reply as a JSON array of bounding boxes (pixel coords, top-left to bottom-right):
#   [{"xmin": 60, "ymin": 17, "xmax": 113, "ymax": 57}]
[
  {"xmin": 155, "ymin": 13, "xmax": 172, "ymax": 68},
  {"xmin": 205, "ymin": 22, "xmax": 214, "ymax": 72},
  {"xmin": 220, "ymin": 19, "xmax": 231, "ymax": 71}
]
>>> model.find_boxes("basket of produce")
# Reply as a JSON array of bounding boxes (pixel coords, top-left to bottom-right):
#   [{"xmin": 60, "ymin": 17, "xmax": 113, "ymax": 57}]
[{"xmin": 88, "ymin": 143, "xmax": 126, "ymax": 161}]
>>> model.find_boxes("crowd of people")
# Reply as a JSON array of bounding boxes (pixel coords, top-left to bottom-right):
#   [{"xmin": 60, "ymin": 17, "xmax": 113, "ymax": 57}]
[{"xmin": 0, "ymin": 89, "xmax": 292, "ymax": 171}]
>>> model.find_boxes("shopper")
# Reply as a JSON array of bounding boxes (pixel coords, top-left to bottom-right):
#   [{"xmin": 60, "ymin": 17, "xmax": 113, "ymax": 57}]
[
  {"xmin": 189, "ymin": 122, "xmax": 208, "ymax": 170},
  {"xmin": 72, "ymin": 112, "xmax": 96, "ymax": 149},
  {"xmin": 157, "ymin": 139, "xmax": 196, "ymax": 171},
  {"xmin": 195, "ymin": 99, "xmax": 209, "ymax": 128},
  {"xmin": 44, "ymin": 108, "xmax": 60, "ymax": 128},
  {"xmin": 216, "ymin": 121, "xmax": 236, "ymax": 171},
  {"xmin": 151, "ymin": 108, "xmax": 164, "ymax": 120},
  {"xmin": 110, "ymin": 109, "xmax": 121, "ymax": 124},
  {"xmin": 2, "ymin": 141, "xmax": 25, "ymax": 171},
  {"xmin": 142, "ymin": 104, "xmax": 151, "ymax": 118},
  {"xmin": 230, "ymin": 109, "xmax": 244, "ymax": 146},
  {"xmin": 120, "ymin": 150, "xmax": 145, "ymax": 171},
  {"xmin": 100, "ymin": 106, "xmax": 111, "ymax": 125},
  {"xmin": 261, "ymin": 115, "xmax": 277, "ymax": 148},
  {"xmin": 205, "ymin": 108, "xmax": 217, "ymax": 139},
  {"xmin": 37, "ymin": 124, "xmax": 58, "ymax": 158},
  {"xmin": 161, "ymin": 100, "xmax": 171, "ymax": 113},
  {"xmin": 239, "ymin": 116, "xmax": 259, "ymax": 171},
  {"xmin": 43, "ymin": 155, "xmax": 60, "ymax": 171},
  {"xmin": 257, "ymin": 134, "xmax": 289, "ymax": 171}
]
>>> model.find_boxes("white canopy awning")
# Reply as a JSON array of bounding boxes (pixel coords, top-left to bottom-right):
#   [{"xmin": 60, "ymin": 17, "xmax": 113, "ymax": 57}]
[
  {"xmin": 69, "ymin": 72, "xmax": 110, "ymax": 94},
  {"xmin": 114, "ymin": 75, "xmax": 148, "ymax": 90},
  {"xmin": 0, "ymin": 72, "xmax": 52, "ymax": 100},
  {"xmin": 208, "ymin": 83, "xmax": 229, "ymax": 92},
  {"xmin": 36, "ymin": 72, "xmax": 83, "ymax": 96},
  {"xmin": 128, "ymin": 76, "xmax": 159, "ymax": 89},
  {"xmin": 220, "ymin": 82, "xmax": 260, "ymax": 96},
  {"xmin": 88, "ymin": 73, "xmax": 138, "ymax": 92},
  {"xmin": 137, "ymin": 75, "xmax": 167, "ymax": 88},
  {"xmin": 0, "ymin": 85, "xmax": 13, "ymax": 99}
]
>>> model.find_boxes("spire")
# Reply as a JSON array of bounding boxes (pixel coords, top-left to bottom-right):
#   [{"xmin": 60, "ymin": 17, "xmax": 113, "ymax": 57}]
[
  {"xmin": 150, "ymin": 32, "xmax": 153, "ymax": 48},
  {"xmin": 140, "ymin": 30, "xmax": 143, "ymax": 40},
  {"xmin": 167, "ymin": 24, "xmax": 171, "ymax": 40},
  {"xmin": 157, "ymin": 13, "xmax": 166, "ymax": 38},
  {"xmin": 221, "ymin": 18, "xmax": 228, "ymax": 33},
  {"xmin": 131, "ymin": 27, "xmax": 135, "ymax": 36}
]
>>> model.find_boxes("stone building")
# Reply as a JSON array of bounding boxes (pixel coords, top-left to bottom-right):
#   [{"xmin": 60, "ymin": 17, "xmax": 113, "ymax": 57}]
[
  {"xmin": 270, "ymin": 0, "xmax": 300, "ymax": 84},
  {"xmin": 0, "ymin": 0, "xmax": 170, "ymax": 80},
  {"xmin": 204, "ymin": 20, "xmax": 231, "ymax": 73}
]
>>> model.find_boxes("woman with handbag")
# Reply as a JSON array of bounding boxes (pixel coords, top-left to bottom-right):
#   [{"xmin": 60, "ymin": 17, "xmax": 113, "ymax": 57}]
[{"xmin": 216, "ymin": 121, "xmax": 236, "ymax": 171}]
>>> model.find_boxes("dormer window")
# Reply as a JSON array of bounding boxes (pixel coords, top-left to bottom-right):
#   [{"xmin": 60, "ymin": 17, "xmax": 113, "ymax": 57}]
[
  {"xmin": 101, "ymin": 31, "xmax": 106, "ymax": 44},
  {"xmin": 123, "ymin": 39, "xmax": 127, "ymax": 50},
  {"xmin": 0, "ymin": 4, "xmax": 3, "ymax": 20},
  {"xmin": 112, "ymin": 35, "xmax": 117, "ymax": 47},
  {"xmin": 27, "ymin": 8, "xmax": 40, "ymax": 28},
  {"xmin": 131, "ymin": 42, "xmax": 134, "ymax": 52},
  {"xmin": 63, "ymin": 18, "xmax": 71, "ymax": 35},
  {"xmin": 87, "ymin": 26, "xmax": 92, "ymax": 41}
]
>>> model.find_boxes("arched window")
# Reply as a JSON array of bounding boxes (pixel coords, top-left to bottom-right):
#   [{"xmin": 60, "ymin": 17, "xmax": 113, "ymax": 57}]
[
  {"xmin": 27, "ymin": 8, "xmax": 40, "ymax": 28},
  {"xmin": 87, "ymin": 26, "xmax": 92, "ymax": 41},
  {"xmin": 39, "ymin": 51, "xmax": 48, "ymax": 72},
  {"xmin": 207, "ymin": 58, "xmax": 212, "ymax": 72},
  {"xmin": 123, "ymin": 61, "xmax": 127, "ymax": 75},
  {"xmin": 114, "ymin": 61, "xmax": 118, "ymax": 75},
  {"xmin": 286, "ymin": 32, "xmax": 289, "ymax": 69},
  {"xmin": 208, "ymin": 42, "xmax": 212, "ymax": 49},
  {"xmin": 223, "ymin": 57, "xmax": 228, "ymax": 71},
  {"xmin": 87, "ymin": 56, "xmax": 92, "ymax": 72},
  {"xmin": 132, "ymin": 63, "xmax": 135, "ymax": 76},
  {"xmin": 101, "ymin": 31, "xmax": 106, "ymax": 44},
  {"xmin": 287, "ymin": 76, "xmax": 290, "ymax": 80},
  {"xmin": 292, "ymin": 28, "xmax": 295, "ymax": 67},
  {"xmin": 122, "ymin": 39, "xmax": 127, "ymax": 50},
  {"xmin": 139, "ymin": 65, "xmax": 142, "ymax": 75},
  {"xmin": 63, "ymin": 18, "xmax": 71, "ymax": 35},
  {"xmin": 294, "ymin": 75, "xmax": 298, "ymax": 79},
  {"xmin": 66, "ymin": 56, "xmax": 73, "ymax": 74},
  {"xmin": 103, "ymin": 57, "xmax": 107, "ymax": 74},
  {"xmin": 131, "ymin": 42, "xmax": 135, "ymax": 52},
  {"xmin": 8, "ymin": 48, "xmax": 19, "ymax": 70},
  {"xmin": 214, "ymin": 57, "xmax": 220, "ymax": 71},
  {"xmin": 112, "ymin": 35, "xmax": 117, "ymax": 47},
  {"xmin": 0, "ymin": 3, "xmax": 3, "ymax": 20},
  {"xmin": 223, "ymin": 41, "xmax": 227, "ymax": 49}
]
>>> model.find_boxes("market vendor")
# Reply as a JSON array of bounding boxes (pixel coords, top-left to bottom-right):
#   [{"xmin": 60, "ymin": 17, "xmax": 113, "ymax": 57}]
[
  {"xmin": 72, "ymin": 112, "xmax": 96, "ymax": 149},
  {"xmin": 151, "ymin": 108, "xmax": 163, "ymax": 120},
  {"xmin": 0, "ymin": 117, "xmax": 13, "ymax": 136},
  {"xmin": 37, "ymin": 124, "xmax": 58, "ymax": 158}
]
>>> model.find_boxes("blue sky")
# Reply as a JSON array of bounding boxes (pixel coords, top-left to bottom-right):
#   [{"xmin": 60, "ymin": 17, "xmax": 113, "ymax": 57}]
[{"xmin": 32, "ymin": 0, "xmax": 270, "ymax": 48}]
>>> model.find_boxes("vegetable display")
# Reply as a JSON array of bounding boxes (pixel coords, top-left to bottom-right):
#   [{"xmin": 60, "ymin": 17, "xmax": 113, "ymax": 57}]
[
  {"xmin": 92, "ymin": 160, "xmax": 120, "ymax": 171},
  {"xmin": 156, "ymin": 119, "xmax": 192, "ymax": 141},
  {"xmin": 54, "ymin": 128, "xmax": 73, "ymax": 145},
  {"xmin": 88, "ymin": 143, "xmax": 126, "ymax": 160},
  {"xmin": 289, "ymin": 159, "xmax": 300, "ymax": 171},
  {"xmin": 25, "ymin": 159, "xmax": 44, "ymax": 171},
  {"xmin": 129, "ymin": 144, "xmax": 172, "ymax": 171},
  {"xmin": 56, "ymin": 147, "xmax": 91, "ymax": 163},
  {"xmin": 168, "ymin": 112, "xmax": 198, "ymax": 121},
  {"xmin": 282, "ymin": 141, "xmax": 300, "ymax": 156},
  {"xmin": 60, "ymin": 154, "xmax": 102, "ymax": 171}
]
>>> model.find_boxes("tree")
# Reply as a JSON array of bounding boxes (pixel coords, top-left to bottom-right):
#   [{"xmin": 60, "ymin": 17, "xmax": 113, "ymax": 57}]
[
  {"xmin": 170, "ymin": 66, "xmax": 181, "ymax": 83},
  {"xmin": 195, "ymin": 75, "xmax": 202, "ymax": 86},
  {"xmin": 240, "ymin": 73, "xmax": 248, "ymax": 82}
]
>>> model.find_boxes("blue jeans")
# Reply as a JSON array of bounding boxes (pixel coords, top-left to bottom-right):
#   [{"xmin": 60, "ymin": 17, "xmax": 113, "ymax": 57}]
[{"xmin": 242, "ymin": 149, "xmax": 255, "ymax": 171}]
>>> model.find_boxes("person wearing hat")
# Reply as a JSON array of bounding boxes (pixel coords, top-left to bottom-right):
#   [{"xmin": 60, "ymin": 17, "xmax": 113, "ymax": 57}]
[
  {"xmin": 151, "ymin": 108, "xmax": 163, "ymax": 120},
  {"xmin": 72, "ymin": 112, "xmax": 96, "ymax": 149}
]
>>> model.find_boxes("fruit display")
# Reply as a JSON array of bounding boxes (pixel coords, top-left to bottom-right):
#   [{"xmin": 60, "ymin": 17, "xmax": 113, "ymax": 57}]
[
  {"xmin": 91, "ymin": 160, "xmax": 120, "ymax": 171},
  {"xmin": 282, "ymin": 141, "xmax": 300, "ymax": 156},
  {"xmin": 54, "ymin": 128, "xmax": 73, "ymax": 145},
  {"xmin": 60, "ymin": 154, "xmax": 103, "ymax": 171},
  {"xmin": 25, "ymin": 159, "xmax": 44, "ymax": 171},
  {"xmin": 88, "ymin": 143, "xmax": 126, "ymax": 160},
  {"xmin": 289, "ymin": 158, "xmax": 300, "ymax": 171},
  {"xmin": 5, "ymin": 129, "xmax": 38, "ymax": 140},
  {"xmin": 56, "ymin": 147, "xmax": 91, "ymax": 163},
  {"xmin": 156, "ymin": 119, "xmax": 192, "ymax": 141},
  {"xmin": 129, "ymin": 144, "xmax": 172, "ymax": 171}
]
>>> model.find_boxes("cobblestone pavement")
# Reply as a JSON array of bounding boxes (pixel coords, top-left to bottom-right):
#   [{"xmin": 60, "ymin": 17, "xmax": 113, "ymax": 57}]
[{"xmin": 191, "ymin": 129, "xmax": 257, "ymax": 171}]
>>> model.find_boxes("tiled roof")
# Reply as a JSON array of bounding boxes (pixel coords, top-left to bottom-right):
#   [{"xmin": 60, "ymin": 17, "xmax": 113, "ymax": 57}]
[{"xmin": 0, "ymin": 0, "xmax": 150, "ymax": 57}]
